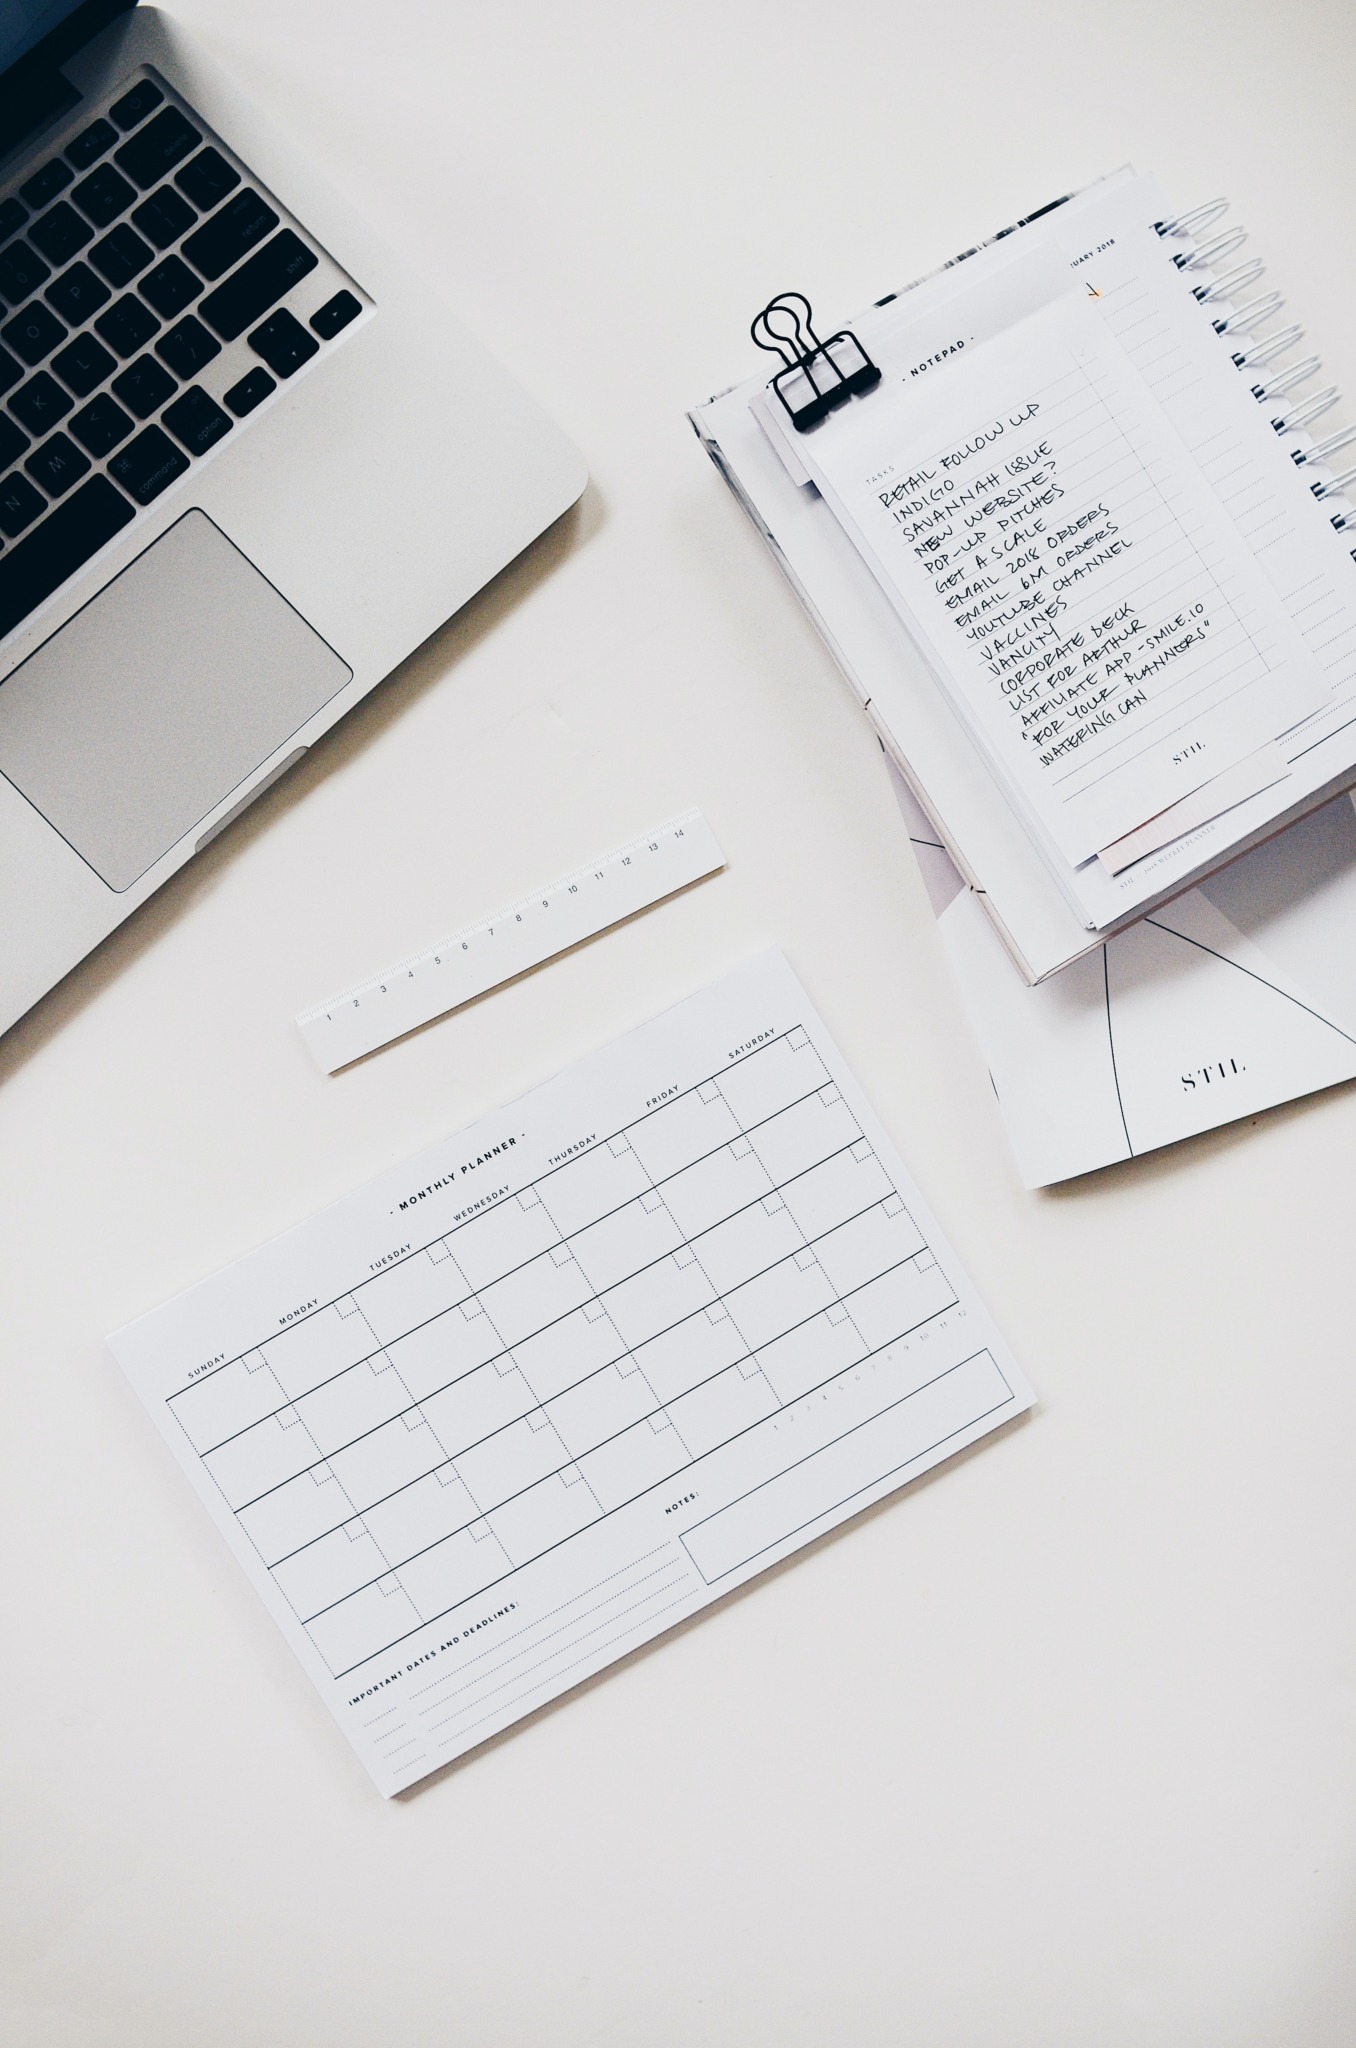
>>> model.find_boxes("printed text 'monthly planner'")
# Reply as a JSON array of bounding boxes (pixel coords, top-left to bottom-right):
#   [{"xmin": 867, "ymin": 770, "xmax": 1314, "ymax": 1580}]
[{"xmin": 110, "ymin": 954, "xmax": 1032, "ymax": 1794}]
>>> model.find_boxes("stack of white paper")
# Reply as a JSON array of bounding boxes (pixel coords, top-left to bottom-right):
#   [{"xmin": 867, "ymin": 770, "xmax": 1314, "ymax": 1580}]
[
  {"xmin": 692, "ymin": 168, "xmax": 1356, "ymax": 982},
  {"xmin": 759, "ymin": 260, "xmax": 1329, "ymax": 913}
]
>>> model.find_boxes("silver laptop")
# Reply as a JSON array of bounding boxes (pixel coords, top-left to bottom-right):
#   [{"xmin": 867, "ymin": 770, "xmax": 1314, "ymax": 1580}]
[{"xmin": 0, "ymin": 0, "xmax": 587, "ymax": 1040}]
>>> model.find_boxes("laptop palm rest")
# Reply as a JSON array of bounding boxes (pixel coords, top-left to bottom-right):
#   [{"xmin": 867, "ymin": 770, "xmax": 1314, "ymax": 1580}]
[{"xmin": 0, "ymin": 509, "xmax": 351, "ymax": 892}]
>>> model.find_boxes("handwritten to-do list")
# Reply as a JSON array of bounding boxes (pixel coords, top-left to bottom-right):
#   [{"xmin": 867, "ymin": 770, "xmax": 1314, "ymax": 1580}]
[
  {"xmin": 109, "ymin": 955, "xmax": 1032, "ymax": 1794},
  {"xmin": 802, "ymin": 291, "xmax": 1326, "ymax": 865}
]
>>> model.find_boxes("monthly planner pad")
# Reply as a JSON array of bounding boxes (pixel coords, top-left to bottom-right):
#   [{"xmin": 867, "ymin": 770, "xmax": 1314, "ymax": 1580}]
[{"xmin": 110, "ymin": 953, "xmax": 1031, "ymax": 1794}]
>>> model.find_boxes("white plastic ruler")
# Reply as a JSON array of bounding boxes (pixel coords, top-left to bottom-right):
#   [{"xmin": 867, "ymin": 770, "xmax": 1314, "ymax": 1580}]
[{"xmin": 297, "ymin": 809, "xmax": 725, "ymax": 1072}]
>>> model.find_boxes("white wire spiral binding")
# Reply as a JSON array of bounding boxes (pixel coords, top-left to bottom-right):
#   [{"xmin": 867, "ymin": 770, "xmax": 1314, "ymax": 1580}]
[
  {"xmin": 1297, "ymin": 424, "xmax": 1356, "ymax": 469},
  {"xmin": 1251, "ymin": 354, "xmax": 1323, "ymax": 400},
  {"xmin": 1176, "ymin": 225, "xmax": 1248, "ymax": 271},
  {"xmin": 1166, "ymin": 198, "xmax": 1354, "ymax": 551},
  {"xmin": 1156, "ymin": 197, "xmax": 1229, "ymax": 237},
  {"xmin": 1232, "ymin": 323, "xmax": 1305, "ymax": 370},
  {"xmin": 1193, "ymin": 258, "xmax": 1265, "ymax": 303},
  {"xmin": 1275, "ymin": 386, "xmax": 1339, "ymax": 433},
  {"xmin": 1212, "ymin": 291, "xmax": 1284, "ymax": 335}
]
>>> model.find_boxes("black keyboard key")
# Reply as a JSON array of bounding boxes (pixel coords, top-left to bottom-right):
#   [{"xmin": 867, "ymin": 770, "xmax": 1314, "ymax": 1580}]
[
  {"xmin": 131, "ymin": 184, "xmax": 195, "ymax": 250},
  {"xmin": 89, "ymin": 223, "xmax": 152, "ymax": 288},
  {"xmin": 107, "ymin": 423, "xmax": 187, "ymax": 504},
  {"xmin": 310, "ymin": 289, "xmax": 361, "ymax": 340},
  {"xmin": 94, "ymin": 293, "xmax": 159, "ymax": 357},
  {"xmin": 200, "ymin": 229, "xmax": 316, "ymax": 340},
  {"xmin": 162, "ymin": 384, "xmax": 232, "ymax": 456},
  {"xmin": 25, "ymin": 430, "xmax": 89, "ymax": 496},
  {"xmin": 0, "ymin": 471, "xmax": 45, "ymax": 537},
  {"xmin": 110, "ymin": 79, "xmax": 164, "ymax": 131},
  {"xmin": 111, "ymin": 353, "xmax": 174, "ymax": 419},
  {"xmin": 71, "ymin": 162, "xmax": 136, "ymax": 229},
  {"xmin": 115, "ymin": 107, "xmax": 200, "ymax": 190},
  {"xmin": 2, "ymin": 302, "xmax": 66, "ymax": 365},
  {"xmin": 139, "ymin": 253, "xmax": 199, "ymax": 317},
  {"xmin": 66, "ymin": 118, "xmax": 116, "ymax": 171},
  {"xmin": 248, "ymin": 306, "xmax": 318, "ymax": 379},
  {"xmin": 19, "ymin": 159, "xmax": 72, "ymax": 209},
  {"xmin": 10, "ymin": 370, "xmax": 72, "ymax": 433},
  {"xmin": 0, "ymin": 473, "xmax": 135, "ymax": 635},
  {"xmin": 45, "ymin": 260, "xmax": 111, "ymax": 323},
  {"xmin": 175, "ymin": 147, "xmax": 240, "ymax": 211},
  {"xmin": 52, "ymin": 332, "xmax": 116, "ymax": 398},
  {"xmin": 0, "ymin": 197, "xmax": 26, "ymax": 245},
  {"xmin": 0, "ymin": 414, "xmax": 28, "ymax": 468},
  {"xmin": 69, "ymin": 392, "xmax": 133, "ymax": 457},
  {"xmin": 29, "ymin": 200, "xmax": 93, "ymax": 265},
  {"xmin": 182, "ymin": 189, "xmax": 277, "ymax": 281},
  {"xmin": 155, "ymin": 314, "xmax": 219, "ymax": 378},
  {"xmin": 0, "ymin": 344, "xmax": 20, "ymax": 396},
  {"xmin": 224, "ymin": 365, "xmax": 273, "ymax": 416},
  {"xmin": 0, "ymin": 240, "xmax": 52, "ymax": 306}
]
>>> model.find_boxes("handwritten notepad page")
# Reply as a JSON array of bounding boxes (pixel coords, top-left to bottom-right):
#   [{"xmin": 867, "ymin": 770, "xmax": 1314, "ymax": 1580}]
[
  {"xmin": 795, "ymin": 288, "xmax": 1327, "ymax": 867},
  {"xmin": 109, "ymin": 954, "xmax": 1031, "ymax": 1794}
]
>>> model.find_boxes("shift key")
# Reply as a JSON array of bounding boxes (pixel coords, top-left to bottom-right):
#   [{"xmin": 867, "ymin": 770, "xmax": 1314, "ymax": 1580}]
[{"xmin": 199, "ymin": 229, "xmax": 317, "ymax": 341}]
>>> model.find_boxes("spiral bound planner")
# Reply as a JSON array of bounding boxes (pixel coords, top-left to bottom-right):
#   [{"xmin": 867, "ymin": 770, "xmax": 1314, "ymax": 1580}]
[{"xmin": 692, "ymin": 168, "xmax": 1356, "ymax": 983}]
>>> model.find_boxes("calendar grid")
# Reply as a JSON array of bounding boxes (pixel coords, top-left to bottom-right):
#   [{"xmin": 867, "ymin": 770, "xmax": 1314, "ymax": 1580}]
[
  {"xmin": 175, "ymin": 1036, "xmax": 826, "ymax": 1394},
  {"xmin": 113, "ymin": 955, "xmax": 1033, "ymax": 1791},
  {"xmin": 167, "ymin": 1026, "xmax": 960, "ymax": 1679}
]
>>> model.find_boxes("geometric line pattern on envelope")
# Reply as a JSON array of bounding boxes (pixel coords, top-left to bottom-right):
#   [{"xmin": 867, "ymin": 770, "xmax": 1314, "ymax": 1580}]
[{"xmin": 167, "ymin": 1028, "xmax": 959, "ymax": 1678}]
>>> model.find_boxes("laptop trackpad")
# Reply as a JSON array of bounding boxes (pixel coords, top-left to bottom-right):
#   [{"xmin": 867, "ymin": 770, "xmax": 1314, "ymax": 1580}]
[{"xmin": 0, "ymin": 509, "xmax": 352, "ymax": 892}]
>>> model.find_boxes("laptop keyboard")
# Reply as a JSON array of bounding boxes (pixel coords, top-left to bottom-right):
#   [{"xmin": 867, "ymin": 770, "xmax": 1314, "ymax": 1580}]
[{"xmin": 0, "ymin": 71, "xmax": 369, "ymax": 647}]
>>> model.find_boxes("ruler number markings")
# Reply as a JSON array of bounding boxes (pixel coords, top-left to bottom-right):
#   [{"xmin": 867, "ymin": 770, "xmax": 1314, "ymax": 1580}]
[{"xmin": 298, "ymin": 811, "xmax": 724, "ymax": 1071}]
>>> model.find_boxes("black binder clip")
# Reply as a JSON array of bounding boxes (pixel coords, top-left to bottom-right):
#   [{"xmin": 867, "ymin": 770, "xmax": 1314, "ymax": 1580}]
[{"xmin": 751, "ymin": 291, "xmax": 881, "ymax": 432}]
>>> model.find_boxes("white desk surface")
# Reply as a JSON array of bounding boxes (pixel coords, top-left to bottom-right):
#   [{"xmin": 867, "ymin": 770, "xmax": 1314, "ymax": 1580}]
[{"xmin": 4, "ymin": 1, "xmax": 1356, "ymax": 2040}]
